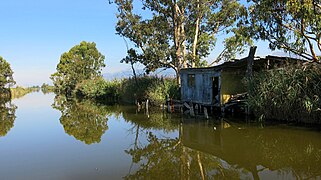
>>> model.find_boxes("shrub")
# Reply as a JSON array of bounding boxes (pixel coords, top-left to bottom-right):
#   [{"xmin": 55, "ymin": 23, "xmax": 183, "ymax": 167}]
[
  {"xmin": 75, "ymin": 77, "xmax": 121, "ymax": 103},
  {"xmin": 120, "ymin": 76, "xmax": 179, "ymax": 105}
]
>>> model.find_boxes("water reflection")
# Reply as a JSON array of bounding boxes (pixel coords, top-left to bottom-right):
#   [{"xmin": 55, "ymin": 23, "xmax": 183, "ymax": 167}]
[
  {"xmin": 0, "ymin": 98, "xmax": 16, "ymax": 137},
  {"xmin": 120, "ymin": 106, "xmax": 180, "ymax": 132},
  {"xmin": 48, "ymin": 95, "xmax": 321, "ymax": 179},
  {"xmin": 53, "ymin": 95, "xmax": 110, "ymax": 144},
  {"xmin": 125, "ymin": 118, "xmax": 321, "ymax": 179}
]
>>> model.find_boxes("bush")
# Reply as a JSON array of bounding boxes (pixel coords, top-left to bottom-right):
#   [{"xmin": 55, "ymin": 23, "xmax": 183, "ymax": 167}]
[
  {"xmin": 74, "ymin": 75, "xmax": 179, "ymax": 106},
  {"xmin": 247, "ymin": 63, "xmax": 321, "ymax": 124},
  {"xmin": 75, "ymin": 77, "xmax": 121, "ymax": 103},
  {"xmin": 120, "ymin": 76, "xmax": 179, "ymax": 106}
]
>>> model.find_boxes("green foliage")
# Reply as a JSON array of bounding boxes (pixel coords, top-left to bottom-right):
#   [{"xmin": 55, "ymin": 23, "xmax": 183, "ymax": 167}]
[
  {"xmin": 40, "ymin": 83, "xmax": 55, "ymax": 94},
  {"xmin": 114, "ymin": 0, "xmax": 250, "ymax": 78},
  {"xmin": 50, "ymin": 41, "xmax": 105, "ymax": 95},
  {"xmin": 247, "ymin": 0, "xmax": 321, "ymax": 61},
  {"xmin": 0, "ymin": 56, "xmax": 15, "ymax": 91},
  {"xmin": 75, "ymin": 77, "xmax": 121, "ymax": 103},
  {"xmin": 247, "ymin": 63, "xmax": 321, "ymax": 123},
  {"xmin": 120, "ymin": 76, "xmax": 179, "ymax": 105}
]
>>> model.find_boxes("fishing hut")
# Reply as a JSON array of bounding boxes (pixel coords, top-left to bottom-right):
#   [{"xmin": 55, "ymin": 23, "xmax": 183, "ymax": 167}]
[{"xmin": 180, "ymin": 48, "xmax": 304, "ymax": 115}]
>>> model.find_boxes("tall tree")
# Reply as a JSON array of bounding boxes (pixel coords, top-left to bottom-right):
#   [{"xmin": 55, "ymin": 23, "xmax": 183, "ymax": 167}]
[
  {"xmin": 113, "ymin": 0, "xmax": 250, "ymax": 83},
  {"xmin": 0, "ymin": 56, "xmax": 15, "ymax": 91},
  {"xmin": 50, "ymin": 41, "xmax": 105, "ymax": 95},
  {"xmin": 247, "ymin": 0, "xmax": 321, "ymax": 62}
]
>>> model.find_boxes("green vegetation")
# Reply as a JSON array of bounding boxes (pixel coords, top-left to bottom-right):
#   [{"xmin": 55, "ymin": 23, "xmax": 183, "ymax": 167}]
[
  {"xmin": 247, "ymin": 63, "xmax": 321, "ymax": 123},
  {"xmin": 75, "ymin": 75, "xmax": 179, "ymax": 106},
  {"xmin": 114, "ymin": 0, "xmax": 251, "ymax": 81},
  {"xmin": 51, "ymin": 41, "xmax": 105, "ymax": 95},
  {"xmin": 10, "ymin": 86, "xmax": 40, "ymax": 99},
  {"xmin": 75, "ymin": 77, "xmax": 121, "ymax": 103},
  {"xmin": 50, "ymin": 41, "xmax": 178, "ymax": 106},
  {"xmin": 0, "ymin": 56, "xmax": 15, "ymax": 99},
  {"xmin": 119, "ymin": 76, "xmax": 179, "ymax": 105},
  {"xmin": 247, "ymin": 0, "xmax": 321, "ymax": 62},
  {"xmin": 40, "ymin": 83, "xmax": 55, "ymax": 94}
]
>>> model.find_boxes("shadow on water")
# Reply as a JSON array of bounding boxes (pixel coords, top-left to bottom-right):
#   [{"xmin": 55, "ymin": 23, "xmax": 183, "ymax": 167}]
[{"xmin": 0, "ymin": 98, "xmax": 16, "ymax": 137}]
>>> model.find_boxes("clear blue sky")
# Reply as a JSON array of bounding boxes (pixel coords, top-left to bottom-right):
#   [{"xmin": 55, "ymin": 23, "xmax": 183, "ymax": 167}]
[{"xmin": 0, "ymin": 0, "xmax": 274, "ymax": 86}]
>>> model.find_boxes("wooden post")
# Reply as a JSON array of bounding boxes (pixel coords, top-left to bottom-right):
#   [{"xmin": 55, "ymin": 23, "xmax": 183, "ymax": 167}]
[
  {"xmin": 145, "ymin": 99, "xmax": 149, "ymax": 113},
  {"xmin": 246, "ymin": 46, "xmax": 257, "ymax": 79},
  {"xmin": 204, "ymin": 107, "xmax": 209, "ymax": 119},
  {"xmin": 246, "ymin": 46, "xmax": 257, "ymax": 115},
  {"xmin": 189, "ymin": 101, "xmax": 195, "ymax": 117}
]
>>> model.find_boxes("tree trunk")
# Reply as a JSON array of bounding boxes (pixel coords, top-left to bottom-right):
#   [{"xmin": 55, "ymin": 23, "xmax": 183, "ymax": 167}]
[
  {"xmin": 181, "ymin": 19, "xmax": 187, "ymax": 68},
  {"xmin": 192, "ymin": 0, "xmax": 200, "ymax": 68},
  {"xmin": 176, "ymin": 68, "xmax": 181, "ymax": 86}
]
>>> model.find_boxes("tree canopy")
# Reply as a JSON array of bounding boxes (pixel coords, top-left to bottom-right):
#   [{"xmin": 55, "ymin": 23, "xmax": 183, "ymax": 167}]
[
  {"xmin": 114, "ymin": 0, "xmax": 251, "ymax": 81},
  {"xmin": 50, "ymin": 41, "xmax": 105, "ymax": 95},
  {"xmin": 247, "ymin": 0, "xmax": 321, "ymax": 62},
  {"xmin": 0, "ymin": 56, "xmax": 15, "ymax": 91}
]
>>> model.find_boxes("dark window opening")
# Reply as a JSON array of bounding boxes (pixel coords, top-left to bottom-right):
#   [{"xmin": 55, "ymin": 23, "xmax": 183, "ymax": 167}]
[
  {"xmin": 212, "ymin": 76, "xmax": 219, "ymax": 103},
  {"xmin": 188, "ymin": 74, "xmax": 195, "ymax": 87}
]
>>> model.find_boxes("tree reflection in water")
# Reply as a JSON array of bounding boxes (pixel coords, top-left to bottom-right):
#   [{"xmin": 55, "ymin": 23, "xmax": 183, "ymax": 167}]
[
  {"xmin": 0, "ymin": 98, "xmax": 16, "ymax": 137},
  {"xmin": 53, "ymin": 95, "xmax": 110, "ymax": 145},
  {"xmin": 125, "ymin": 117, "xmax": 321, "ymax": 180}
]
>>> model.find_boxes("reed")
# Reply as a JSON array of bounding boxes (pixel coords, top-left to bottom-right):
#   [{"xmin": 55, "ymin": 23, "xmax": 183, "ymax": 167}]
[{"xmin": 247, "ymin": 63, "xmax": 321, "ymax": 124}]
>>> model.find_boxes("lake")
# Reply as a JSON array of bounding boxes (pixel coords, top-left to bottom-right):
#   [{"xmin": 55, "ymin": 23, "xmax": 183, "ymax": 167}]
[{"xmin": 0, "ymin": 92, "xmax": 321, "ymax": 180}]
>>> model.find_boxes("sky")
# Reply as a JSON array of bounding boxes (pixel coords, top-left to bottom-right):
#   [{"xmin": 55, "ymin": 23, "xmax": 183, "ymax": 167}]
[{"xmin": 0, "ymin": 0, "xmax": 275, "ymax": 86}]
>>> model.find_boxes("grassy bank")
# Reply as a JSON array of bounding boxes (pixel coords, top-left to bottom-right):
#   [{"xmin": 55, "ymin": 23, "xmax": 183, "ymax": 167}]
[
  {"xmin": 247, "ymin": 63, "xmax": 321, "ymax": 124},
  {"xmin": 75, "ymin": 76, "xmax": 179, "ymax": 106}
]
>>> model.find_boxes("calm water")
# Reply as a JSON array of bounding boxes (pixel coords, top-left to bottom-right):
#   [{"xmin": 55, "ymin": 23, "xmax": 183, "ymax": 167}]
[{"xmin": 0, "ymin": 92, "xmax": 321, "ymax": 180}]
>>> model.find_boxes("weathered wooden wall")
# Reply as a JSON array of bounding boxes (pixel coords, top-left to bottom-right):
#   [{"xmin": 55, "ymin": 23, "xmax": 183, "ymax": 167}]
[{"xmin": 181, "ymin": 69, "xmax": 220, "ymax": 105}]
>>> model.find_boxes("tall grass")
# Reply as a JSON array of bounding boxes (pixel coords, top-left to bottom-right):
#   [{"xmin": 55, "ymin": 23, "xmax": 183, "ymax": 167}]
[
  {"xmin": 119, "ymin": 76, "xmax": 179, "ymax": 105},
  {"xmin": 75, "ymin": 76, "xmax": 179, "ymax": 106},
  {"xmin": 247, "ymin": 63, "xmax": 321, "ymax": 124},
  {"xmin": 75, "ymin": 77, "xmax": 121, "ymax": 104}
]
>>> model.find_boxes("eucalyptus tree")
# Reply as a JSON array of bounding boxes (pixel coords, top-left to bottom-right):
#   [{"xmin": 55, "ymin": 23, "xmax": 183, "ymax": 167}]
[
  {"xmin": 114, "ymin": 0, "xmax": 250, "ymax": 83},
  {"xmin": 50, "ymin": 41, "xmax": 105, "ymax": 95},
  {"xmin": 0, "ymin": 56, "xmax": 15, "ymax": 91},
  {"xmin": 247, "ymin": 0, "xmax": 321, "ymax": 61}
]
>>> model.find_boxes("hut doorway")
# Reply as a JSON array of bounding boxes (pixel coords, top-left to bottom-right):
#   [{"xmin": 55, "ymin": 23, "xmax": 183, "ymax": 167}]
[{"xmin": 212, "ymin": 77, "xmax": 219, "ymax": 104}]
